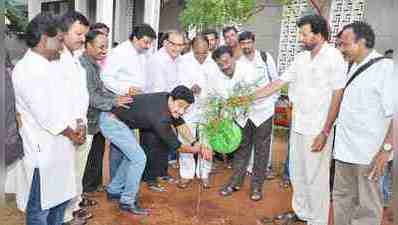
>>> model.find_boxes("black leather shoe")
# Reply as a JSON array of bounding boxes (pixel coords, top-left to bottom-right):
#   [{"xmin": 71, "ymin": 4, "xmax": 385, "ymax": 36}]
[
  {"xmin": 106, "ymin": 191, "xmax": 121, "ymax": 201},
  {"xmin": 250, "ymin": 188, "xmax": 263, "ymax": 201},
  {"xmin": 219, "ymin": 185, "xmax": 240, "ymax": 196},
  {"xmin": 119, "ymin": 203, "xmax": 150, "ymax": 215}
]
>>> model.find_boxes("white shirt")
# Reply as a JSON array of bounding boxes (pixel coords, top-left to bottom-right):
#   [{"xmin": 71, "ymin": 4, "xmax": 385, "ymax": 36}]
[
  {"xmin": 101, "ymin": 40, "xmax": 148, "ymax": 95},
  {"xmin": 334, "ymin": 50, "xmax": 396, "ymax": 164},
  {"xmin": 12, "ymin": 50, "xmax": 77, "ymax": 210},
  {"xmin": 280, "ymin": 43, "xmax": 347, "ymax": 135},
  {"xmin": 178, "ymin": 53, "xmax": 218, "ymax": 123},
  {"xmin": 58, "ymin": 47, "xmax": 90, "ymax": 129},
  {"xmin": 208, "ymin": 60, "xmax": 257, "ymax": 127},
  {"xmin": 145, "ymin": 47, "xmax": 181, "ymax": 93},
  {"xmin": 239, "ymin": 50, "xmax": 279, "ymax": 126}
]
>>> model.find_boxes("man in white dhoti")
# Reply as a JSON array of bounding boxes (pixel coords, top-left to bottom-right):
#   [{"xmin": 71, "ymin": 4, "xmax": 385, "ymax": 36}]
[
  {"xmin": 254, "ymin": 15, "xmax": 347, "ymax": 225},
  {"xmin": 176, "ymin": 35, "xmax": 217, "ymax": 189},
  {"xmin": 12, "ymin": 12, "xmax": 85, "ymax": 225}
]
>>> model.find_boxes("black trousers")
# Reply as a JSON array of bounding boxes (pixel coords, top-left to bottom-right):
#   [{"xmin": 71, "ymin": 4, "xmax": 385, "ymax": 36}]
[
  {"xmin": 140, "ymin": 131, "xmax": 170, "ymax": 183},
  {"xmin": 227, "ymin": 118, "xmax": 273, "ymax": 190},
  {"xmin": 82, "ymin": 132, "xmax": 105, "ymax": 193}
]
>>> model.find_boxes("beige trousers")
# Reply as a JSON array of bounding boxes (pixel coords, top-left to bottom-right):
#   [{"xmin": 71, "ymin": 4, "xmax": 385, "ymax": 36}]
[
  {"xmin": 333, "ymin": 160, "xmax": 383, "ymax": 225},
  {"xmin": 290, "ymin": 131, "xmax": 332, "ymax": 225},
  {"xmin": 64, "ymin": 134, "xmax": 93, "ymax": 222}
]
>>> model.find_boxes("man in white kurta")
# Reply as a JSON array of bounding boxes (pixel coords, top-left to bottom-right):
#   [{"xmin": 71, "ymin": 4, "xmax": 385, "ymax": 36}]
[
  {"xmin": 218, "ymin": 31, "xmax": 279, "ymax": 201},
  {"xmin": 12, "ymin": 13, "xmax": 83, "ymax": 225},
  {"xmin": 58, "ymin": 11, "xmax": 91, "ymax": 224},
  {"xmin": 254, "ymin": 15, "xmax": 346, "ymax": 225},
  {"xmin": 176, "ymin": 36, "xmax": 217, "ymax": 188}
]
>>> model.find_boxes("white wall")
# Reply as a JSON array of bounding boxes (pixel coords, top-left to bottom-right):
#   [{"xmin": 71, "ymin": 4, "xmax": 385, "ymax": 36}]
[{"xmin": 364, "ymin": 0, "xmax": 398, "ymax": 57}]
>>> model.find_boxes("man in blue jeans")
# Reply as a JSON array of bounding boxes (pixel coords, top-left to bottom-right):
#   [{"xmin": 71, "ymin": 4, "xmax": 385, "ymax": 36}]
[{"xmin": 99, "ymin": 86, "xmax": 212, "ymax": 216}]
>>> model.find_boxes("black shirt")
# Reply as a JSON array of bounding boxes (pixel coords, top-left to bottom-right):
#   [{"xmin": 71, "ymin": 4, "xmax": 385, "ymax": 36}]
[{"xmin": 112, "ymin": 92, "xmax": 184, "ymax": 151}]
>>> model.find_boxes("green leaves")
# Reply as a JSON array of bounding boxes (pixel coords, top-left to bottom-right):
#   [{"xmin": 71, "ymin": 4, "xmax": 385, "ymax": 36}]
[
  {"xmin": 179, "ymin": 0, "xmax": 293, "ymax": 31},
  {"xmin": 5, "ymin": 0, "xmax": 28, "ymax": 33},
  {"xmin": 179, "ymin": 0, "xmax": 256, "ymax": 31}
]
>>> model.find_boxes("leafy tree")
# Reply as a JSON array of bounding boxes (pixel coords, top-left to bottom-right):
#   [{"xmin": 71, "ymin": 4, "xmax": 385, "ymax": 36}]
[
  {"xmin": 5, "ymin": 0, "xmax": 28, "ymax": 34},
  {"xmin": 179, "ymin": 0, "xmax": 293, "ymax": 31}
]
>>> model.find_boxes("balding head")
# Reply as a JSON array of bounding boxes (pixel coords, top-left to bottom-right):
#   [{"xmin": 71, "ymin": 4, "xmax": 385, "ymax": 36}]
[
  {"xmin": 164, "ymin": 31, "xmax": 185, "ymax": 59},
  {"xmin": 192, "ymin": 35, "xmax": 209, "ymax": 64}
]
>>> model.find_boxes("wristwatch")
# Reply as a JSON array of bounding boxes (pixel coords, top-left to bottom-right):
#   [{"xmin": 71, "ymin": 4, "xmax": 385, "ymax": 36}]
[{"xmin": 382, "ymin": 143, "xmax": 393, "ymax": 152}]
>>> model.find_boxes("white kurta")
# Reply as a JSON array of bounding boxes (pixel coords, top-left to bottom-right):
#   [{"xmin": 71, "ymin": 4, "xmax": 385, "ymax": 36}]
[
  {"xmin": 280, "ymin": 43, "xmax": 347, "ymax": 135},
  {"xmin": 57, "ymin": 48, "xmax": 90, "ymax": 222},
  {"xmin": 177, "ymin": 53, "xmax": 216, "ymax": 179},
  {"xmin": 12, "ymin": 50, "xmax": 77, "ymax": 211},
  {"xmin": 239, "ymin": 50, "xmax": 279, "ymax": 126},
  {"xmin": 208, "ymin": 60, "xmax": 259, "ymax": 127}
]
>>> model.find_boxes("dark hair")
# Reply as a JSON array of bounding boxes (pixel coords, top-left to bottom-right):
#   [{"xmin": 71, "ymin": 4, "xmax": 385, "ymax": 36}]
[
  {"xmin": 238, "ymin": 31, "xmax": 255, "ymax": 42},
  {"xmin": 212, "ymin": 45, "xmax": 233, "ymax": 61},
  {"xmin": 222, "ymin": 26, "xmax": 238, "ymax": 37},
  {"xmin": 385, "ymin": 49, "xmax": 394, "ymax": 55},
  {"xmin": 24, "ymin": 12, "xmax": 59, "ymax": 48},
  {"xmin": 297, "ymin": 14, "xmax": 329, "ymax": 41},
  {"xmin": 129, "ymin": 24, "xmax": 157, "ymax": 40},
  {"xmin": 85, "ymin": 30, "xmax": 106, "ymax": 47},
  {"xmin": 90, "ymin": 22, "xmax": 109, "ymax": 33},
  {"xmin": 59, "ymin": 10, "xmax": 89, "ymax": 32},
  {"xmin": 202, "ymin": 29, "xmax": 218, "ymax": 39},
  {"xmin": 170, "ymin": 85, "xmax": 195, "ymax": 104},
  {"xmin": 341, "ymin": 21, "xmax": 375, "ymax": 49},
  {"xmin": 191, "ymin": 35, "xmax": 209, "ymax": 47}
]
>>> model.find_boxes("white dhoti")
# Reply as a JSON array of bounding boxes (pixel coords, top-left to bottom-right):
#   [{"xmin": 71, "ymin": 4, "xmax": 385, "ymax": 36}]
[
  {"xmin": 64, "ymin": 135, "xmax": 93, "ymax": 222},
  {"xmin": 178, "ymin": 123, "xmax": 212, "ymax": 179},
  {"xmin": 290, "ymin": 131, "xmax": 332, "ymax": 225}
]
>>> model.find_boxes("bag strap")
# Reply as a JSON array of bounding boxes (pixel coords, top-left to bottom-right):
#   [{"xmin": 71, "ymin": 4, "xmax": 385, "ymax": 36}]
[
  {"xmin": 344, "ymin": 56, "xmax": 386, "ymax": 89},
  {"xmin": 260, "ymin": 50, "xmax": 272, "ymax": 82}
]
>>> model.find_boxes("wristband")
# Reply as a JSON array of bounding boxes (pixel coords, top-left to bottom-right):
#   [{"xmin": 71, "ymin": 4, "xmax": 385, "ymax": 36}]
[
  {"xmin": 321, "ymin": 129, "xmax": 330, "ymax": 137},
  {"xmin": 190, "ymin": 140, "xmax": 199, "ymax": 146}
]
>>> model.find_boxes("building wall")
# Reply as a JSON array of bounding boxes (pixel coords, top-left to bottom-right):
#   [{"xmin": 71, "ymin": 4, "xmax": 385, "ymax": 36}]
[
  {"xmin": 159, "ymin": 0, "xmax": 184, "ymax": 32},
  {"xmin": 243, "ymin": 0, "xmax": 283, "ymax": 62},
  {"xmin": 364, "ymin": 0, "xmax": 398, "ymax": 56}
]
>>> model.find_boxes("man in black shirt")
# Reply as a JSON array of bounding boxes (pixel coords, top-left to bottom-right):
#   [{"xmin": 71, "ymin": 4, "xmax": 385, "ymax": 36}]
[{"xmin": 99, "ymin": 85, "xmax": 212, "ymax": 215}]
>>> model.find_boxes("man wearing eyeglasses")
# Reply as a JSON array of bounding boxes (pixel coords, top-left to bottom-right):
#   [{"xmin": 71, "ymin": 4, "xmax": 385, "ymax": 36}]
[{"xmin": 143, "ymin": 31, "xmax": 186, "ymax": 192}]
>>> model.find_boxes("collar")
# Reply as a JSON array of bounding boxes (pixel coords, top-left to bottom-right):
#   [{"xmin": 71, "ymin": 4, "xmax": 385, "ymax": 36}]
[{"xmin": 81, "ymin": 53, "xmax": 100, "ymax": 69}]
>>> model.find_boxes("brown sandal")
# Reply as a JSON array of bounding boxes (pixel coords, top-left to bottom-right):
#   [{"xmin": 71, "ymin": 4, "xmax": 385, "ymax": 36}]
[{"xmin": 79, "ymin": 197, "xmax": 98, "ymax": 208}]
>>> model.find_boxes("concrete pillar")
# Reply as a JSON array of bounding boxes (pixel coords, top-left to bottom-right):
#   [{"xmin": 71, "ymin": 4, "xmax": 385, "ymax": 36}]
[
  {"xmin": 114, "ymin": 0, "xmax": 129, "ymax": 43},
  {"xmin": 28, "ymin": 0, "xmax": 42, "ymax": 20},
  {"xmin": 1, "ymin": 0, "xmax": 6, "ymax": 204},
  {"xmin": 144, "ymin": 0, "xmax": 160, "ymax": 50},
  {"xmin": 96, "ymin": 0, "xmax": 114, "ymax": 47},
  {"xmin": 74, "ymin": 0, "xmax": 88, "ymax": 17},
  {"xmin": 393, "ymin": 116, "xmax": 398, "ymax": 225},
  {"xmin": 144, "ymin": 0, "xmax": 160, "ymax": 34}
]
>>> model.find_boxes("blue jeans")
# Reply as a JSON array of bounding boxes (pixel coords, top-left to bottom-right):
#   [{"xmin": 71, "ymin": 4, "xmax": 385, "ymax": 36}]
[
  {"xmin": 99, "ymin": 112, "xmax": 146, "ymax": 206},
  {"xmin": 26, "ymin": 169, "xmax": 68, "ymax": 225},
  {"xmin": 381, "ymin": 161, "xmax": 393, "ymax": 204},
  {"xmin": 109, "ymin": 143, "xmax": 123, "ymax": 180}
]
